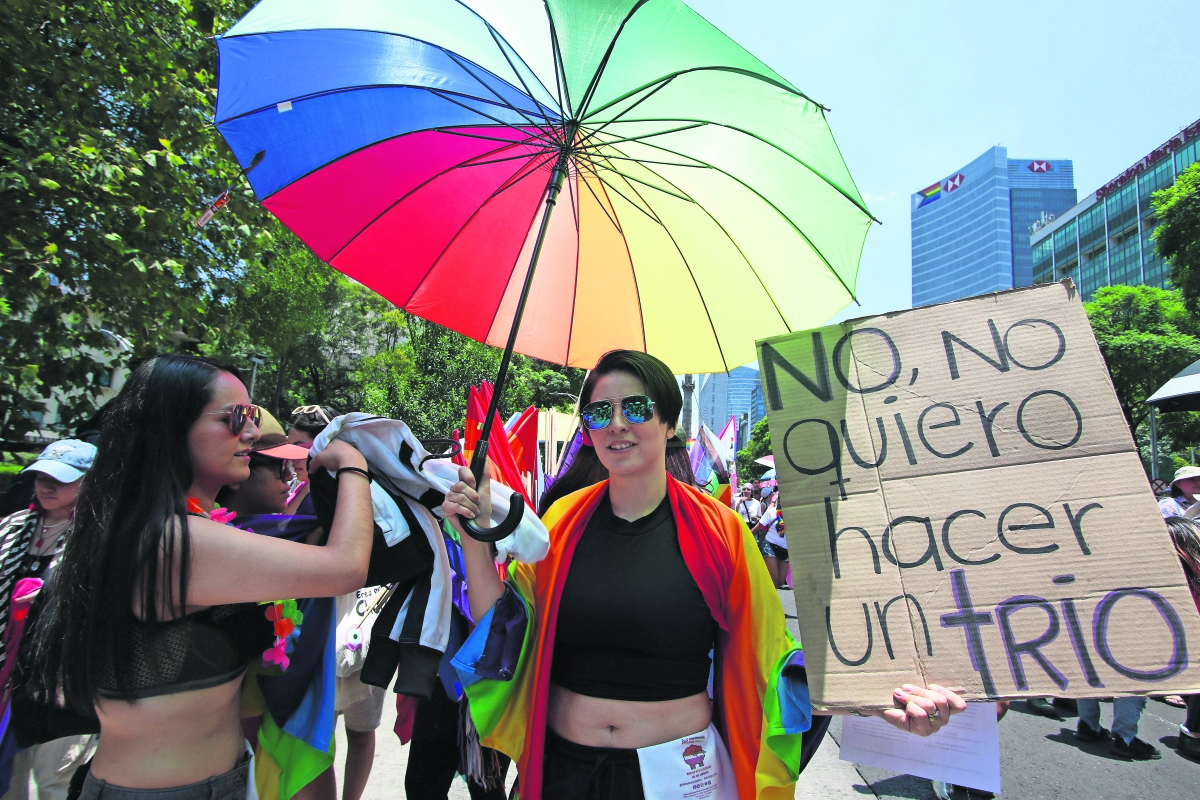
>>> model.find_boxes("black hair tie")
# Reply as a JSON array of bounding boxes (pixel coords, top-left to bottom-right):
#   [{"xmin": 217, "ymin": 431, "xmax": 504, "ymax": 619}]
[{"xmin": 335, "ymin": 466, "xmax": 370, "ymax": 481}]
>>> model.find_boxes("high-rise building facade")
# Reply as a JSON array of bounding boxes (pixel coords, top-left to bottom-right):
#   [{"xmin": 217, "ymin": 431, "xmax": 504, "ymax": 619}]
[
  {"xmin": 1030, "ymin": 118, "xmax": 1200, "ymax": 299},
  {"xmin": 696, "ymin": 365, "xmax": 765, "ymax": 449},
  {"xmin": 911, "ymin": 147, "xmax": 1076, "ymax": 306}
]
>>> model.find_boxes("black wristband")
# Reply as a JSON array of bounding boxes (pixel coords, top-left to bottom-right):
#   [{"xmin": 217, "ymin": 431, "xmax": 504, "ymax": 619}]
[{"xmin": 336, "ymin": 466, "xmax": 370, "ymax": 481}]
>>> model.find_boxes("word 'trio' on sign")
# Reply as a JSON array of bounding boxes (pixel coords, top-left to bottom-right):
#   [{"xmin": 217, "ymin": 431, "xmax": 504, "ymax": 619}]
[{"xmin": 759, "ymin": 281, "xmax": 1200, "ymax": 709}]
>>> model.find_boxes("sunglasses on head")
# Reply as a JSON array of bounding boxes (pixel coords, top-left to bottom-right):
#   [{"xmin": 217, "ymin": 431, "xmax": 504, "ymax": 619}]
[
  {"xmin": 580, "ymin": 395, "xmax": 655, "ymax": 431},
  {"xmin": 292, "ymin": 405, "xmax": 331, "ymax": 424},
  {"xmin": 201, "ymin": 404, "xmax": 263, "ymax": 436}
]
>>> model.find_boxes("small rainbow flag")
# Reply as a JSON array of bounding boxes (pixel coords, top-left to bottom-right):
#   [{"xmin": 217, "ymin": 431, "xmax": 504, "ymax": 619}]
[{"xmin": 917, "ymin": 182, "xmax": 942, "ymax": 208}]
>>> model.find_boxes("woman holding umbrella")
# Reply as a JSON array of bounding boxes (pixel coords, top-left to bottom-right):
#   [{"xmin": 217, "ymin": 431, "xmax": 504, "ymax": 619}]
[{"xmin": 445, "ymin": 350, "xmax": 966, "ymax": 800}]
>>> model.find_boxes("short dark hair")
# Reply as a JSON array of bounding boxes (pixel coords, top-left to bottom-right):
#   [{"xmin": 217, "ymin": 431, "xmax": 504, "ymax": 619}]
[{"xmin": 580, "ymin": 351, "xmax": 681, "ymax": 430}]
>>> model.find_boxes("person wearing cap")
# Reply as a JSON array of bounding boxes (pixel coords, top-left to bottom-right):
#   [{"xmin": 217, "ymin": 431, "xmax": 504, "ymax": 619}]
[
  {"xmin": 1160, "ymin": 466, "xmax": 1200, "ymax": 519},
  {"xmin": 0, "ymin": 440, "xmax": 98, "ymax": 800},
  {"xmin": 215, "ymin": 411, "xmax": 310, "ymax": 518}
]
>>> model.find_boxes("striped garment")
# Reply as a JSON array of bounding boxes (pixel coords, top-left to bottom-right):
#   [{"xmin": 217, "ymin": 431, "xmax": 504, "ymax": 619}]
[
  {"xmin": 0, "ymin": 510, "xmax": 41, "ymax": 684},
  {"xmin": 462, "ymin": 477, "xmax": 815, "ymax": 800}
]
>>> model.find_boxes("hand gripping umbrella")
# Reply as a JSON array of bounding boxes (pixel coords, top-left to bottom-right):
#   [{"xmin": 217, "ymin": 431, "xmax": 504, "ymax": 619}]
[{"xmin": 213, "ymin": 0, "xmax": 876, "ymax": 540}]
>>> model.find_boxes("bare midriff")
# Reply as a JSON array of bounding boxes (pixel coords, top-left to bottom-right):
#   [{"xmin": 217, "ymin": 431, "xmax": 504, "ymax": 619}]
[
  {"xmin": 547, "ymin": 683, "xmax": 711, "ymax": 749},
  {"xmin": 91, "ymin": 675, "xmax": 245, "ymax": 788}
]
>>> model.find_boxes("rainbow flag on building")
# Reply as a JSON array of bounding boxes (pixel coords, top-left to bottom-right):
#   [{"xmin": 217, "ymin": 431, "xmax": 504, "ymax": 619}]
[{"xmin": 917, "ymin": 182, "xmax": 942, "ymax": 208}]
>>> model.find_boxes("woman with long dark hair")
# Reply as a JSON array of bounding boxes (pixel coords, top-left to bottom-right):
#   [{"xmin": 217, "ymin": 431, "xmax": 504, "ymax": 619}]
[
  {"xmin": 444, "ymin": 350, "xmax": 966, "ymax": 800},
  {"xmin": 26, "ymin": 355, "xmax": 373, "ymax": 799}
]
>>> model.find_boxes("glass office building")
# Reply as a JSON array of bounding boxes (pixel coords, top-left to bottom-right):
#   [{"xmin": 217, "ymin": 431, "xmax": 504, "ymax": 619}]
[
  {"xmin": 1030, "ymin": 118, "xmax": 1200, "ymax": 299},
  {"xmin": 911, "ymin": 147, "xmax": 1076, "ymax": 306}
]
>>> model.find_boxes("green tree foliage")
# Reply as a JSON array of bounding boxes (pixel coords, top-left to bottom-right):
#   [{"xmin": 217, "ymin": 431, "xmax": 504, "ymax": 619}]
[
  {"xmin": 357, "ymin": 315, "xmax": 585, "ymax": 439},
  {"xmin": 1, "ymin": 0, "xmax": 262, "ymax": 438},
  {"xmin": 735, "ymin": 417, "xmax": 771, "ymax": 482},
  {"xmin": 1155, "ymin": 162, "xmax": 1200, "ymax": 312},
  {"xmin": 1084, "ymin": 284, "xmax": 1200, "ymax": 456}
]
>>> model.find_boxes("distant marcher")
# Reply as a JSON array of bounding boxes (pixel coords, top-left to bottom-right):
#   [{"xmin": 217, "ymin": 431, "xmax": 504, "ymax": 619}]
[
  {"xmin": 754, "ymin": 504, "xmax": 789, "ymax": 589},
  {"xmin": 216, "ymin": 411, "xmax": 309, "ymax": 518},
  {"xmin": 0, "ymin": 441, "xmax": 98, "ymax": 800},
  {"xmin": 1165, "ymin": 516, "xmax": 1200, "ymax": 762},
  {"xmin": 286, "ymin": 405, "xmax": 339, "ymax": 516},
  {"xmin": 733, "ymin": 485, "xmax": 761, "ymax": 528},
  {"xmin": 1159, "ymin": 466, "xmax": 1200, "ymax": 518}
]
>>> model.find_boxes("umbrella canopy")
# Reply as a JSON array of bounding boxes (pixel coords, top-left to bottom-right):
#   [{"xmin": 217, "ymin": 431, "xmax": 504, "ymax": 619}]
[
  {"xmin": 754, "ymin": 454, "xmax": 775, "ymax": 468},
  {"xmin": 214, "ymin": 0, "xmax": 874, "ymax": 373},
  {"xmin": 1147, "ymin": 358, "xmax": 1200, "ymax": 413}
]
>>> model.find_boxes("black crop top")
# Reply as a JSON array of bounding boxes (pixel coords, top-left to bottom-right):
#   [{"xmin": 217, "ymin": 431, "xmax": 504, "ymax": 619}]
[
  {"xmin": 552, "ymin": 493, "xmax": 718, "ymax": 702},
  {"xmin": 95, "ymin": 604, "xmax": 275, "ymax": 699}
]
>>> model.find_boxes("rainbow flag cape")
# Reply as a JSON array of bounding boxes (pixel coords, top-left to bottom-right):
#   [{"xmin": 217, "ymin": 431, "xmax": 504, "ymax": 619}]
[{"xmin": 461, "ymin": 477, "xmax": 813, "ymax": 799}]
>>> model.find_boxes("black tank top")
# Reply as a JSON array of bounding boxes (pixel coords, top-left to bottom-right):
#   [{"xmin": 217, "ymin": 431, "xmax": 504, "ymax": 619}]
[{"xmin": 551, "ymin": 493, "xmax": 718, "ymax": 702}]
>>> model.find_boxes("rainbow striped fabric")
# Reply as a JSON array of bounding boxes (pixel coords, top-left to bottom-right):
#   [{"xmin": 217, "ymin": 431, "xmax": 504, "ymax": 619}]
[{"xmin": 461, "ymin": 477, "xmax": 812, "ymax": 799}]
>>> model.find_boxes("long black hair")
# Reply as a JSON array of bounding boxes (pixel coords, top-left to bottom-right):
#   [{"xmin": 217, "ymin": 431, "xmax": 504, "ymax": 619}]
[
  {"xmin": 30, "ymin": 354, "xmax": 240, "ymax": 711},
  {"xmin": 538, "ymin": 350, "xmax": 683, "ymax": 515}
]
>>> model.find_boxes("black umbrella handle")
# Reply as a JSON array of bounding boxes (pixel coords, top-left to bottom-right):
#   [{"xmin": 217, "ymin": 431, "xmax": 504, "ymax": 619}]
[{"xmin": 460, "ymin": 439, "xmax": 526, "ymax": 543}]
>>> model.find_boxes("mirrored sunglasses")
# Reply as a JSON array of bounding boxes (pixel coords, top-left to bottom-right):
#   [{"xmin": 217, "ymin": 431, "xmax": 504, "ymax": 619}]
[
  {"xmin": 201, "ymin": 403, "xmax": 263, "ymax": 436},
  {"xmin": 580, "ymin": 395, "xmax": 655, "ymax": 431}
]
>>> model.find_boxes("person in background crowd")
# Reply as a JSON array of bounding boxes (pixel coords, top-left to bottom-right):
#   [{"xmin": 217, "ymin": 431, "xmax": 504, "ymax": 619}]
[
  {"xmin": 447, "ymin": 350, "xmax": 966, "ymax": 800},
  {"xmin": 1165, "ymin": 516, "xmax": 1200, "ymax": 762},
  {"xmin": 1075, "ymin": 690, "xmax": 1158, "ymax": 758},
  {"xmin": 286, "ymin": 406, "xmax": 339, "ymax": 516},
  {"xmin": 733, "ymin": 485, "xmax": 760, "ymax": 528},
  {"xmin": 1159, "ymin": 465, "xmax": 1200, "ymax": 518},
  {"xmin": 23, "ymin": 355, "xmax": 373, "ymax": 800},
  {"xmin": 755, "ymin": 505, "xmax": 789, "ymax": 589},
  {"xmin": 215, "ymin": 411, "xmax": 309, "ymax": 519},
  {"xmin": 0, "ymin": 441, "xmax": 98, "ymax": 800}
]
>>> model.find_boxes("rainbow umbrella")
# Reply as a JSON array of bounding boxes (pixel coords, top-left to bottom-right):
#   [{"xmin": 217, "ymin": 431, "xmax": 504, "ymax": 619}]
[{"xmin": 214, "ymin": 0, "xmax": 874, "ymax": 538}]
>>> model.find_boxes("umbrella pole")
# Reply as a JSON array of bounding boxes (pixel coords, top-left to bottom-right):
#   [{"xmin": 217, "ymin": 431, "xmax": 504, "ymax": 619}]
[{"xmin": 461, "ymin": 155, "xmax": 569, "ymax": 539}]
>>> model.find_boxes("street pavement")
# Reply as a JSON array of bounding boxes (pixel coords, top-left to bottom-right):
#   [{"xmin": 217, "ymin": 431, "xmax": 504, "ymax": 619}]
[{"xmin": 332, "ymin": 588, "xmax": 1198, "ymax": 798}]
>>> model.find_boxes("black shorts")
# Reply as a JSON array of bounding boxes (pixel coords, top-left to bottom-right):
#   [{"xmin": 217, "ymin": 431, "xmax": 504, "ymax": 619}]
[
  {"xmin": 542, "ymin": 727, "xmax": 645, "ymax": 799},
  {"xmin": 760, "ymin": 539, "xmax": 788, "ymax": 561}
]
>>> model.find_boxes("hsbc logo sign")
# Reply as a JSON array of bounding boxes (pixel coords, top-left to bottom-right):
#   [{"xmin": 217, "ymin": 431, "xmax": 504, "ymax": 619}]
[
  {"xmin": 1028, "ymin": 161, "xmax": 1054, "ymax": 172},
  {"xmin": 943, "ymin": 173, "xmax": 964, "ymax": 192}
]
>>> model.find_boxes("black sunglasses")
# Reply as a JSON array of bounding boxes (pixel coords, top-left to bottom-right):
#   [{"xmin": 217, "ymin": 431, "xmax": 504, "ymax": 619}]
[
  {"xmin": 580, "ymin": 395, "xmax": 655, "ymax": 431},
  {"xmin": 250, "ymin": 455, "xmax": 294, "ymax": 482},
  {"xmin": 201, "ymin": 403, "xmax": 263, "ymax": 436}
]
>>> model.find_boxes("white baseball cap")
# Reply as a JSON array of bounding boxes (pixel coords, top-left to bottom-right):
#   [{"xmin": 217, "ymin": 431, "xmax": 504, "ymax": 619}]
[{"xmin": 23, "ymin": 439, "xmax": 97, "ymax": 483}]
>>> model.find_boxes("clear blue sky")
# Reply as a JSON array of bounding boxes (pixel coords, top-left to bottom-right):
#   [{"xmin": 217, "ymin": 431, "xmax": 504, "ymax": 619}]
[{"xmin": 687, "ymin": 0, "xmax": 1200, "ymax": 323}]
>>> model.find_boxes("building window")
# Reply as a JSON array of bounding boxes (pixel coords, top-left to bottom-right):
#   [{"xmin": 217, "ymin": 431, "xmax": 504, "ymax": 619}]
[
  {"xmin": 1176, "ymin": 139, "xmax": 1199, "ymax": 174},
  {"xmin": 1077, "ymin": 204, "xmax": 1106, "ymax": 253},
  {"xmin": 1053, "ymin": 220, "xmax": 1078, "ymax": 263},
  {"xmin": 1106, "ymin": 182, "xmax": 1138, "ymax": 237},
  {"xmin": 1079, "ymin": 249, "xmax": 1108, "ymax": 299},
  {"xmin": 1032, "ymin": 237, "xmax": 1054, "ymax": 284},
  {"xmin": 1139, "ymin": 157, "xmax": 1175, "ymax": 211}
]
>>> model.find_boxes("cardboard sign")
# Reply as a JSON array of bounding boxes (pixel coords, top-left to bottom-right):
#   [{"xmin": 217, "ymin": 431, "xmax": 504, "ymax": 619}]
[{"xmin": 759, "ymin": 281, "xmax": 1200, "ymax": 708}]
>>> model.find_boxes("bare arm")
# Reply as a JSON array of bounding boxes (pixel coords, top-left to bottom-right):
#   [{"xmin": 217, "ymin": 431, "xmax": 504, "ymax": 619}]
[
  {"xmin": 183, "ymin": 440, "xmax": 373, "ymax": 607},
  {"xmin": 443, "ymin": 465, "xmax": 505, "ymax": 622}
]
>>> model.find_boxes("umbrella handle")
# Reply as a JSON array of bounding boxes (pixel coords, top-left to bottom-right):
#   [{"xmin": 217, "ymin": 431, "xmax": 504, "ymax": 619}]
[{"xmin": 460, "ymin": 440, "xmax": 525, "ymax": 543}]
